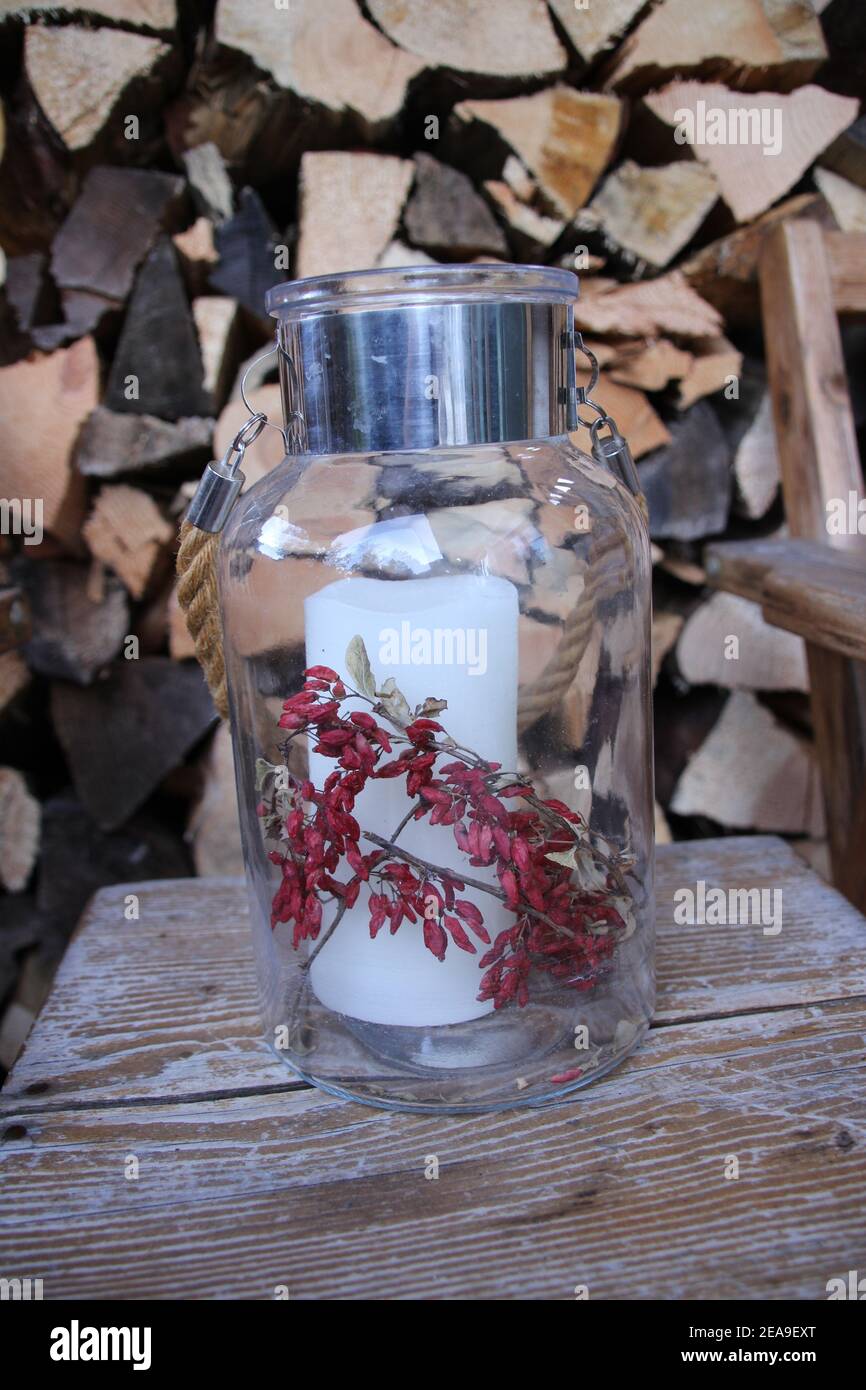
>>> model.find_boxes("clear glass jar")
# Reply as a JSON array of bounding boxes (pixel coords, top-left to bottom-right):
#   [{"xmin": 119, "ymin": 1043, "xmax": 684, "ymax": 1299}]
[{"xmin": 220, "ymin": 265, "xmax": 654, "ymax": 1113}]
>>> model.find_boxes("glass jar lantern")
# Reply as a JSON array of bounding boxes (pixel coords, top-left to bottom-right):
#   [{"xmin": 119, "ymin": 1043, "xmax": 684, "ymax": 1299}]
[{"xmin": 218, "ymin": 265, "xmax": 655, "ymax": 1113}]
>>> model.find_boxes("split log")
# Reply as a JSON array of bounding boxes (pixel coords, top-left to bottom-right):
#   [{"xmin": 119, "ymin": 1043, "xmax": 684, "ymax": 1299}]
[
  {"xmin": 654, "ymin": 800, "xmax": 672, "ymax": 844},
  {"xmin": 0, "ymin": 652, "xmax": 30, "ymax": 714},
  {"xmin": 15, "ymin": 558, "xmax": 129, "ymax": 684},
  {"xmin": 675, "ymin": 337, "xmax": 743, "ymax": 409},
  {"xmin": 711, "ymin": 361, "xmax": 781, "ymax": 520},
  {"xmin": 210, "ymin": 187, "xmax": 280, "ymax": 319},
  {"xmin": 0, "ymin": 768, "xmax": 40, "ymax": 894},
  {"xmin": 483, "ymin": 180, "xmax": 564, "ymax": 253},
  {"xmin": 35, "ymin": 793, "xmax": 191, "ymax": 934},
  {"xmin": 193, "ymin": 296, "xmax": 243, "ymax": 413},
  {"xmin": 608, "ymin": 339, "xmax": 694, "ymax": 392},
  {"xmin": 677, "ymin": 590, "xmax": 808, "ymax": 691},
  {"xmin": 295, "ymin": 152, "xmax": 414, "ymax": 280},
  {"xmin": 736, "ymin": 398, "xmax": 781, "ymax": 521},
  {"xmin": 377, "ymin": 241, "xmax": 436, "ymax": 269},
  {"xmin": 181, "ymin": 143, "xmax": 234, "ymax": 223},
  {"xmin": 0, "ymin": 80, "xmax": 68, "ymax": 257},
  {"xmin": 82, "ymin": 485, "xmax": 174, "ymax": 600},
  {"xmin": 187, "ymin": 723, "xmax": 243, "ymax": 877},
  {"xmin": 574, "ymin": 270, "xmax": 723, "ymax": 338},
  {"xmin": 644, "ymin": 81, "xmax": 859, "ymax": 223},
  {"xmin": 453, "ymin": 88, "xmax": 622, "ymax": 219},
  {"xmin": 50, "ymin": 659, "xmax": 217, "ymax": 831},
  {"xmin": 4, "ymin": 252, "xmax": 58, "ymax": 337},
  {"xmin": 75, "ymin": 407, "xmax": 213, "ymax": 480},
  {"xmin": 547, "ymin": 0, "xmax": 648, "ymax": 65},
  {"xmin": 575, "ymin": 370, "xmax": 670, "ymax": 458},
  {"xmin": 821, "ymin": 113, "xmax": 866, "ymax": 192},
  {"xmin": 681, "ymin": 193, "xmax": 829, "ymax": 323},
  {"xmin": 404, "ymin": 154, "xmax": 508, "ymax": 259},
  {"xmin": 585, "ymin": 161, "xmax": 718, "ymax": 268},
  {"xmin": 0, "ymin": 336, "xmax": 98, "ymax": 549},
  {"xmin": 105, "ymin": 239, "xmax": 209, "ymax": 420},
  {"xmin": 658, "ymin": 549, "xmax": 709, "ymax": 587},
  {"xmin": 366, "ymin": 0, "xmax": 566, "ymax": 78},
  {"xmin": 639, "ymin": 401, "xmax": 731, "ymax": 540},
  {"xmin": 606, "ymin": 0, "xmax": 827, "ymax": 94},
  {"xmin": 6, "ymin": 262, "xmax": 123, "ymax": 348},
  {"xmin": 173, "ymin": 217, "xmax": 219, "ymax": 294},
  {"xmin": 216, "ymin": 0, "xmax": 424, "ymax": 129},
  {"xmin": 51, "ymin": 166, "xmax": 186, "ymax": 303},
  {"xmin": 0, "ymin": 1, "xmax": 176, "ymax": 28},
  {"xmin": 651, "ymin": 611, "xmax": 685, "ymax": 685},
  {"xmin": 24, "ymin": 25, "xmax": 172, "ymax": 152},
  {"xmin": 670, "ymin": 689, "xmax": 824, "ymax": 835},
  {"xmin": 814, "ymin": 167, "xmax": 866, "ymax": 233}
]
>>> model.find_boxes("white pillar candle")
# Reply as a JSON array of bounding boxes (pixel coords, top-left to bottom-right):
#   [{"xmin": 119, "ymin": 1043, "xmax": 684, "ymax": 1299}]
[{"xmin": 304, "ymin": 573, "xmax": 519, "ymax": 1027}]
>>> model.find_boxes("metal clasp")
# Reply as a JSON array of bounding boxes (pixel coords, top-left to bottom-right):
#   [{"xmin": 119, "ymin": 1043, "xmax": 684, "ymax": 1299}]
[
  {"xmin": 571, "ymin": 333, "xmax": 644, "ymax": 502},
  {"xmin": 186, "ymin": 412, "xmax": 267, "ymax": 534},
  {"xmin": 186, "ymin": 336, "xmax": 302, "ymax": 535}
]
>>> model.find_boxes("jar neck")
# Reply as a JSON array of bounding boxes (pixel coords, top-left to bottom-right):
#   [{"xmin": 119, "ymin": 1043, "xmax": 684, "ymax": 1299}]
[{"xmin": 276, "ymin": 299, "xmax": 576, "ymax": 455}]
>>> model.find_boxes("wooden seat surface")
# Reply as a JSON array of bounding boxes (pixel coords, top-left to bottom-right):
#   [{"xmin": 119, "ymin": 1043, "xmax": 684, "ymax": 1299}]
[{"xmin": 2, "ymin": 835, "xmax": 865, "ymax": 1300}]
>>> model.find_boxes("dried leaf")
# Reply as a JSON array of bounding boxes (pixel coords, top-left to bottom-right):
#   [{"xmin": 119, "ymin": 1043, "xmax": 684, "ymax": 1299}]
[
  {"xmin": 609, "ymin": 895, "xmax": 637, "ymax": 937},
  {"xmin": 345, "ymin": 635, "xmax": 377, "ymax": 698},
  {"xmin": 375, "ymin": 675, "xmax": 412, "ymax": 727},
  {"xmin": 415, "ymin": 696, "xmax": 448, "ymax": 719},
  {"xmin": 545, "ymin": 845, "xmax": 608, "ymax": 892},
  {"xmin": 255, "ymin": 757, "xmax": 282, "ymax": 791}
]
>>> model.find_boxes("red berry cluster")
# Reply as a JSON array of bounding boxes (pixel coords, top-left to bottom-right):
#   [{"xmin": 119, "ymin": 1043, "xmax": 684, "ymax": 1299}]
[{"xmin": 262, "ymin": 665, "xmax": 630, "ymax": 1010}]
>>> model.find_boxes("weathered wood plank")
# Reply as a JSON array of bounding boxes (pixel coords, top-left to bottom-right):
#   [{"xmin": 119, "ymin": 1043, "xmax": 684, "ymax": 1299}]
[
  {"xmin": 4, "ymin": 838, "xmax": 865, "ymax": 1108},
  {"xmin": 827, "ymin": 229, "xmax": 866, "ymax": 316},
  {"xmin": 705, "ymin": 537, "xmax": 866, "ymax": 661},
  {"xmin": 1, "ymin": 998, "xmax": 864, "ymax": 1299},
  {"xmin": 760, "ymin": 219, "xmax": 866, "ymax": 908}
]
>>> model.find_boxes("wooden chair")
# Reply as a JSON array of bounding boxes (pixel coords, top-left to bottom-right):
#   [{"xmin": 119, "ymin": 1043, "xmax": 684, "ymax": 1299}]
[
  {"xmin": 706, "ymin": 223, "xmax": 866, "ymax": 913},
  {"xmin": 3, "ymin": 225, "xmax": 866, "ymax": 1299}
]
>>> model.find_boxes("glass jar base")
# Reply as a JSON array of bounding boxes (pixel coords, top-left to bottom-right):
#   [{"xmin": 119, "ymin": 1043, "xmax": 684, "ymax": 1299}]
[{"xmin": 266, "ymin": 972, "xmax": 651, "ymax": 1114}]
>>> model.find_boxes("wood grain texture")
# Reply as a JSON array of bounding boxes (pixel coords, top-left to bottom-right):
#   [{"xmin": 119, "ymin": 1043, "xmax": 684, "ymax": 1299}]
[
  {"xmin": 760, "ymin": 219, "xmax": 866, "ymax": 907},
  {"xmin": 645, "ymin": 82, "xmax": 858, "ymax": 223},
  {"xmin": 216, "ymin": 0, "xmax": 424, "ymax": 126},
  {"xmin": 367, "ymin": 0, "xmax": 567, "ymax": 78},
  {"xmin": 606, "ymin": 0, "xmax": 827, "ymax": 94},
  {"xmin": 2, "ymin": 839, "xmax": 865, "ymax": 1300},
  {"xmin": 1, "ymin": 998, "xmax": 864, "ymax": 1299},
  {"xmin": 4, "ymin": 838, "xmax": 865, "ymax": 1109},
  {"xmin": 706, "ymin": 537, "xmax": 866, "ymax": 661},
  {"xmin": 826, "ymin": 230, "xmax": 866, "ymax": 315}
]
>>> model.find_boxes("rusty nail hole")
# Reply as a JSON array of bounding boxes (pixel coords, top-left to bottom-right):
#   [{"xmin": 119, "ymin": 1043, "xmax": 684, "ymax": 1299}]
[
  {"xmin": 24, "ymin": 1080, "xmax": 50, "ymax": 1095},
  {"xmin": 2, "ymin": 1124, "xmax": 27, "ymax": 1142}
]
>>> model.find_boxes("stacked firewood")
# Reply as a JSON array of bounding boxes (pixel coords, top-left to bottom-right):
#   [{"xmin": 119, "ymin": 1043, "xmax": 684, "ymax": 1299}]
[{"xmin": 0, "ymin": 0, "xmax": 863, "ymax": 1070}]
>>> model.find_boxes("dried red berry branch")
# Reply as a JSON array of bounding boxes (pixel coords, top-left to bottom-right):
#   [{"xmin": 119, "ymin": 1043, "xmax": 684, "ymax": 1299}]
[{"xmin": 256, "ymin": 641, "xmax": 636, "ymax": 1010}]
